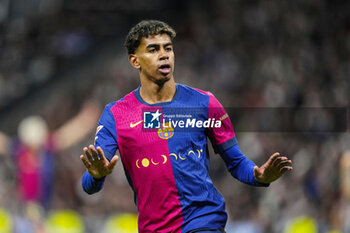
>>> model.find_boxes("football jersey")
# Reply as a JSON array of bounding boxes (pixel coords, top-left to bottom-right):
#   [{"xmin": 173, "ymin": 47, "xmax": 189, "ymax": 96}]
[
  {"xmin": 12, "ymin": 136, "xmax": 55, "ymax": 208},
  {"xmin": 94, "ymin": 84, "xmax": 239, "ymax": 232}
]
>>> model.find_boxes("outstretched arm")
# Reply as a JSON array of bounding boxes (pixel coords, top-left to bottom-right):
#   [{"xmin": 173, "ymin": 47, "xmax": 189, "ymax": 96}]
[
  {"xmin": 220, "ymin": 143, "xmax": 267, "ymax": 186},
  {"xmin": 53, "ymin": 101, "xmax": 101, "ymax": 152},
  {"xmin": 80, "ymin": 102, "xmax": 119, "ymax": 194},
  {"xmin": 220, "ymin": 144, "xmax": 292, "ymax": 186},
  {"xmin": 80, "ymin": 145, "xmax": 118, "ymax": 194},
  {"xmin": 0, "ymin": 132, "xmax": 10, "ymax": 156}
]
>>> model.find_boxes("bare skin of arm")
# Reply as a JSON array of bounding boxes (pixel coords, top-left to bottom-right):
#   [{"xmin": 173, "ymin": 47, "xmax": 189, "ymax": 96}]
[
  {"xmin": 53, "ymin": 101, "xmax": 101, "ymax": 152},
  {"xmin": 0, "ymin": 132, "xmax": 10, "ymax": 156}
]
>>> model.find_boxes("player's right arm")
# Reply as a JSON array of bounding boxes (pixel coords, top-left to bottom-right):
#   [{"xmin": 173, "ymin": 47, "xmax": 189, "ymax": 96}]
[
  {"xmin": 80, "ymin": 145, "xmax": 118, "ymax": 194},
  {"xmin": 80, "ymin": 103, "xmax": 118, "ymax": 194}
]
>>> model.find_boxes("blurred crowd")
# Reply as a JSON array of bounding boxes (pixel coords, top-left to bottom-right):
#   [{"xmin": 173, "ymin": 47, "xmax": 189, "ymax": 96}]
[{"xmin": 0, "ymin": 0, "xmax": 350, "ymax": 232}]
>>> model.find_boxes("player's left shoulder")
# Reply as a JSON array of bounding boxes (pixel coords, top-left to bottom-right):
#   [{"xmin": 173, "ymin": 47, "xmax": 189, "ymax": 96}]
[{"xmin": 177, "ymin": 83, "xmax": 214, "ymax": 98}]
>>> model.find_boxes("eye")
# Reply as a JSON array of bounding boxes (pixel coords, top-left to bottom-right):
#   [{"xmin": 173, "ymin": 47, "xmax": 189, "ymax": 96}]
[
  {"xmin": 165, "ymin": 47, "xmax": 172, "ymax": 52},
  {"xmin": 149, "ymin": 48, "xmax": 156, "ymax": 53}
]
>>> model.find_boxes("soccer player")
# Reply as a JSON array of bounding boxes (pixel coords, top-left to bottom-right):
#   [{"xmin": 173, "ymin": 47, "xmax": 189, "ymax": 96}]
[
  {"xmin": 0, "ymin": 101, "xmax": 99, "ymax": 208},
  {"xmin": 80, "ymin": 20, "xmax": 293, "ymax": 233}
]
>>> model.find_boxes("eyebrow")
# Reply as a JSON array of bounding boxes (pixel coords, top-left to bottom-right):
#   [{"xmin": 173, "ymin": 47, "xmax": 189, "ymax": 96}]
[{"xmin": 146, "ymin": 42, "xmax": 173, "ymax": 49}]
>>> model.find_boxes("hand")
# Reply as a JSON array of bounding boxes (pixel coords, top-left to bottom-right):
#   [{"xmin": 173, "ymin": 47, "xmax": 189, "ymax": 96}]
[
  {"xmin": 254, "ymin": 152, "xmax": 292, "ymax": 184},
  {"xmin": 80, "ymin": 145, "xmax": 118, "ymax": 179}
]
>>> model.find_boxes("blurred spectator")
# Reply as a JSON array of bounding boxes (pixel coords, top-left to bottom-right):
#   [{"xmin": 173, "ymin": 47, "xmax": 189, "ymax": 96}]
[
  {"xmin": 0, "ymin": 101, "xmax": 100, "ymax": 209},
  {"xmin": 45, "ymin": 209, "xmax": 84, "ymax": 233},
  {"xmin": 103, "ymin": 213, "xmax": 138, "ymax": 233}
]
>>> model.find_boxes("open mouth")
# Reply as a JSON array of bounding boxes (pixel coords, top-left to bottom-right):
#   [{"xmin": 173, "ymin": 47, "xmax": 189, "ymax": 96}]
[{"xmin": 158, "ymin": 64, "xmax": 171, "ymax": 74}]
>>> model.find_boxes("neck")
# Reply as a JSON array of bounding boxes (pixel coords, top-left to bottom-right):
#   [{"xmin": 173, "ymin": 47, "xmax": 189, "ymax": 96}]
[{"xmin": 139, "ymin": 77, "xmax": 176, "ymax": 104}]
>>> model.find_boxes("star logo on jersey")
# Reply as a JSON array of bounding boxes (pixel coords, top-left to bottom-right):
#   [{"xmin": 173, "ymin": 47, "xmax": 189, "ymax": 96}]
[{"xmin": 143, "ymin": 110, "xmax": 161, "ymax": 129}]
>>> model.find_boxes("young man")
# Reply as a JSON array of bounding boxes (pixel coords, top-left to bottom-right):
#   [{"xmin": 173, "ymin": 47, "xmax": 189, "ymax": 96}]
[{"xmin": 80, "ymin": 20, "xmax": 292, "ymax": 233}]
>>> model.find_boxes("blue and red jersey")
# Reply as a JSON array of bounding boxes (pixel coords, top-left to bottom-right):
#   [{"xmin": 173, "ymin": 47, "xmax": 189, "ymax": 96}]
[
  {"xmin": 12, "ymin": 136, "xmax": 56, "ymax": 208},
  {"xmin": 82, "ymin": 84, "xmax": 267, "ymax": 232}
]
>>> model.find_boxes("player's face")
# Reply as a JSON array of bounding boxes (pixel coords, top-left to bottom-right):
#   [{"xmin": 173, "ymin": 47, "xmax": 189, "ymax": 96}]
[{"xmin": 131, "ymin": 33, "xmax": 175, "ymax": 84}]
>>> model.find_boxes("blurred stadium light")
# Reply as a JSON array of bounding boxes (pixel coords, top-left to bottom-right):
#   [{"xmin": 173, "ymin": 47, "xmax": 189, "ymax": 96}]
[
  {"xmin": 284, "ymin": 216, "xmax": 317, "ymax": 233},
  {"xmin": 104, "ymin": 213, "xmax": 138, "ymax": 233},
  {"xmin": 0, "ymin": 208, "xmax": 12, "ymax": 233},
  {"xmin": 45, "ymin": 209, "xmax": 84, "ymax": 233}
]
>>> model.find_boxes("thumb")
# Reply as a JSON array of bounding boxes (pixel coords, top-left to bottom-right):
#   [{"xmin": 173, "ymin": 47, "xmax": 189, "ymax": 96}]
[
  {"xmin": 254, "ymin": 165, "xmax": 261, "ymax": 177},
  {"xmin": 108, "ymin": 155, "xmax": 119, "ymax": 170}
]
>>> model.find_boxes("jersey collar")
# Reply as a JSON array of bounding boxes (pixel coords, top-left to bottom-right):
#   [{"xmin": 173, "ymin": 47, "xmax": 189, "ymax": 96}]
[{"xmin": 134, "ymin": 83, "xmax": 179, "ymax": 106}]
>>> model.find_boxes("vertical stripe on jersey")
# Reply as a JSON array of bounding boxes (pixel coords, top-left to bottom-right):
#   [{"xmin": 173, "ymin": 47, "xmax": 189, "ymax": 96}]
[{"xmin": 111, "ymin": 99, "xmax": 184, "ymax": 233}]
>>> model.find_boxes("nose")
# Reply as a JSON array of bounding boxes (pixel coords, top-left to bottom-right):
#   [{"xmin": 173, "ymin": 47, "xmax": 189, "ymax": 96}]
[{"xmin": 159, "ymin": 48, "xmax": 169, "ymax": 60}]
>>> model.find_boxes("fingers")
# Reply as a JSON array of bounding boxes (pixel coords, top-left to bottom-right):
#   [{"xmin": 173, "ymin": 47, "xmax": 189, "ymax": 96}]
[
  {"xmin": 271, "ymin": 155, "xmax": 289, "ymax": 167},
  {"xmin": 271, "ymin": 156, "xmax": 285, "ymax": 167},
  {"xmin": 272, "ymin": 156, "xmax": 293, "ymax": 174},
  {"xmin": 96, "ymin": 146, "xmax": 106, "ymax": 161},
  {"xmin": 268, "ymin": 152, "xmax": 280, "ymax": 165},
  {"xmin": 83, "ymin": 147, "xmax": 93, "ymax": 162},
  {"xmin": 280, "ymin": 166, "xmax": 293, "ymax": 174},
  {"xmin": 80, "ymin": 154, "xmax": 91, "ymax": 168},
  {"xmin": 89, "ymin": 145, "xmax": 100, "ymax": 161},
  {"xmin": 82, "ymin": 145, "xmax": 114, "ymax": 165},
  {"xmin": 277, "ymin": 159, "xmax": 292, "ymax": 169},
  {"xmin": 268, "ymin": 152, "xmax": 293, "ymax": 173},
  {"xmin": 81, "ymin": 145, "xmax": 117, "ymax": 176},
  {"xmin": 108, "ymin": 155, "xmax": 119, "ymax": 170},
  {"xmin": 83, "ymin": 145, "xmax": 101, "ymax": 162}
]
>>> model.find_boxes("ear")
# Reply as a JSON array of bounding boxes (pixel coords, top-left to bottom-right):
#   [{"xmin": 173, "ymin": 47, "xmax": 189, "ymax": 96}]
[{"xmin": 128, "ymin": 54, "xmax": 141, "ymax": 69}]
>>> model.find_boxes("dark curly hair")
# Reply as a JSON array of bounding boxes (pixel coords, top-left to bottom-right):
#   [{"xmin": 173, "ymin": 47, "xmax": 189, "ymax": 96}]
[{"xmin": 124, "ymin": 20, "xmax": 176, "ymax": 54}]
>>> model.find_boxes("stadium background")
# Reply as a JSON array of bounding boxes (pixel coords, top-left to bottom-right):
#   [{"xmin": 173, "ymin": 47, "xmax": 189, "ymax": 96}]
[{"xmin": 0, "ymin": 0, "xmax": 349, "ymax": 232}]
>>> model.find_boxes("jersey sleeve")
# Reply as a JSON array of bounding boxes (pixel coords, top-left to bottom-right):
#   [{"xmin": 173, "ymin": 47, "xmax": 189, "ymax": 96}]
[
  {"xmin": 206, "ymin": 92, "xmax": 236, "ymax": 154},
  {"xmin": 94, "ymin": 103, "xmax": 118, "ymax": 161},
  {"xmin": 82, "ymin": 171, "xmax": 106, "ymax": 194},
  {"xmin": 220, "ymin": 143, "xmax": 269, "ymax": 187}
]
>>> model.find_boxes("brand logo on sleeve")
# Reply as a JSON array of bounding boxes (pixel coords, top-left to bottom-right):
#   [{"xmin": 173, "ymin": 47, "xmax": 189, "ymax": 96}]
[
  {"xmin": 96, "ymin": 125, "xmax": 104, "ymax": 134},
  {"xmin": 94, "ymin": 125, "xmax": 104, "ymax": 142}
]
